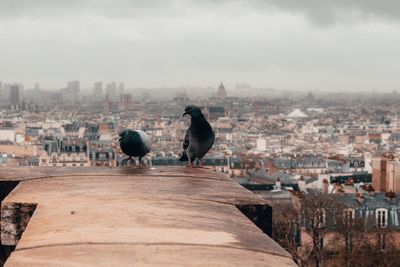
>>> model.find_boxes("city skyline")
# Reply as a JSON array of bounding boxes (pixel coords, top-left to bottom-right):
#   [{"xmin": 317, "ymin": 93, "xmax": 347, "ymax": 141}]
[{"xmin": 1, "ymin": 0, "xmax": 400, "ymax": 91}]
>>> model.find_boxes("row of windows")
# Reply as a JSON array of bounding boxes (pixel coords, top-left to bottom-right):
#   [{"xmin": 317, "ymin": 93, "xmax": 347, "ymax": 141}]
[
  {"xmin": 311, "ymin": 208, "xmax": 389, "ymax": 228},
  {"xmin": 52, "ymin": 163, "xmax": 85, "ymax": 167}
]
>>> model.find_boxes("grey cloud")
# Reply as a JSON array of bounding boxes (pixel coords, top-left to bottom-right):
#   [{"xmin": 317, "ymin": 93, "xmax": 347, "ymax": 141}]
[
  {"xmin": 0, "ymin": 0, "xmax": 400, "ymax": 91},
  {"xmin": 254, "ymin": 0, "xmax": 400, "ymax": 25},
  {"xmin": 3, "ymin": 0, "xmax": 399, "ymax": 23}
]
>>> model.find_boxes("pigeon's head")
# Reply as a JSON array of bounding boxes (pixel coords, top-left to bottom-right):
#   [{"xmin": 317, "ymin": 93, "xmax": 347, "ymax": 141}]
[
  {"xmin": 182, "ymin": 105, "xmax": 203, "ymax": 118},
  {"xmin": 118, "ymin": 129, "xmax": 129, "ymax": 142}
]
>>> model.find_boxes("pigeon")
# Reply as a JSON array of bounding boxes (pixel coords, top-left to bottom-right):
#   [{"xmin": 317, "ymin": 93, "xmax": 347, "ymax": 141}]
[
  {"xmin": 119, "ymin": 129, "xmax": 151, "ymax": 166},
  {"xmin": 179, "ymin": 105, "xmax": 215, "ymax": 167}
]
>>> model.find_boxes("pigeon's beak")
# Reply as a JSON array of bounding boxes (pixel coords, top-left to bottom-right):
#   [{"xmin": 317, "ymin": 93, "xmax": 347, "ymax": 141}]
[{"xmin": 182, "ymin": 112, "xmax": 188, "ymax": 117}]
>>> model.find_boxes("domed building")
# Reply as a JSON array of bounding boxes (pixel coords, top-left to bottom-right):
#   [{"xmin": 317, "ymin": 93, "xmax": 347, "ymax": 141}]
[{"xmin": 216, "ymin": 82, "xmax": 227, "ymax": 99}]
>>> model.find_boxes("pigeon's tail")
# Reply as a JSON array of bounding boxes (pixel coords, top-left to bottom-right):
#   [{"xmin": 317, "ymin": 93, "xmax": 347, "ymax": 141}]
[{"xmin": 179, "ymin": 152, "xmax": 188, "ymax": 161}]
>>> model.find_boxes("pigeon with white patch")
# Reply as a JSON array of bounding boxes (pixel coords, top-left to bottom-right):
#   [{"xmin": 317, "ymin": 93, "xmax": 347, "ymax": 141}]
[
  {"xmin": 179, "ymin": 105, "xmax": 215, "ymax": 167},
  {"xmin": 119, "ymin": 129, "xmax": 151, "ymax": 166}
]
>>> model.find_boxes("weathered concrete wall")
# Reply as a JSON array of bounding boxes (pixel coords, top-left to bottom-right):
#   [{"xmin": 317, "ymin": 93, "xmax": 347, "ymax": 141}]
[
  {"xmin": 1, "ymin": 167, "xmax": 296, "ymax": 267},
  {"xmin": 1, "ymin": 202, "xmax": 36, "ymax": 246}
]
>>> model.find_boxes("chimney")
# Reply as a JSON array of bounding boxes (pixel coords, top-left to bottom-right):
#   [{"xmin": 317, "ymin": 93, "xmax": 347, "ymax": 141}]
[
  {"xmin": 355, "ymin": 192, "xmax": 364, "ymax": 204},
  {"xmin": 267, "ymin": 158, "xmax": 277, "ymax": 175},
  {"xmin": 322, "ymin": 178, "xmax": 329, "ymax": 194},
  {"xmin": 275, "ymin": 177, "xmax": 281, "ymax": 190},
  {"xmin": 298, "ymin": 176, "xmax": 306, "ymax": 192}
]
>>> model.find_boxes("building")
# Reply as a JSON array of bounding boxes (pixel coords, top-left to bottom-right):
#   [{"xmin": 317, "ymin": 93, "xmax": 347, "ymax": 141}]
[
  {"xmin": 40, "ymin": 137, "xmax": 89, "ymax": 167},
  {"xmin": 10, "ymin": 85, "xmax": 19, "ymax": 107},
  {"xmin": 64, "ymin": 80, "xmax": 80, "ymax": 102},
  {"xmin": 0, "ymin": 122, "xmax": 16, "ymax": 143},
  {"xmin": 216, "ymin": 82, "xmax": 227, "ymax": 98},
  {"xmin": 206, "ymin": 106, "xmax": 226, "ymax": 120},
  {"xmin": 67, "ymin": 81, "xmax": 80, "ymax": 94},
  {"xmin": 106, "ymin": 82, "xmax": 117, "ymax": 101},
  {"xmin": 372, "ymin": 156, "xmax": 400, "ymax": 192},
  {"xmin": 88, "ymin": 141, "xmax": 116, "ymax": 167},
  {"xmin": 269, "ymin": 155, "xmax": 327, "ymax": 175},
  {"xmin": 94, "ymin": 82, "xmax": 103, "ymax": 99},
  {"xmin": 118, "ymin": 82, "xmax": 124, "ymax": 95},
  {"xmin": 103, "ymin": 94, "xmax": 110, "ymax": 114},
  {"xmin": 118, "ymin": 94, "xmax": 132, "ymax": 111},
  {"xmin": 296, "ymin": 190, "xmax": 400, "ymax": 263}
]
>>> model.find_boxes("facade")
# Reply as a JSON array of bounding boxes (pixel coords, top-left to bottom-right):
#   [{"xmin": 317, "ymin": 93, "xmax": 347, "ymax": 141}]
[
  {"xmin": 10, "ymin": 85, "xmax": 19, "ymax": 107},
  {"xmin": 106, "ymin": 82, "xmax": 117, "ymax": 101},
  {"xmin": 206, "ymin": 106, "xmax": 225, "ymax": 120},
  {"xmin": 372, "ymin": 156, "xmax": 400, "ymax": 193},
  {"xmin": 118, "ymin": 94, "xmax": 132, "ymax": 111},
  {"xmin": 269, "ymin": 156, "xmax": 327, "ymax": 175},
  {"xmin": 0, "ymin": 129, "xmax": 15, "ymax": 143},
  {"xmin": 40, "ymin": 138, "xmax": 89, "ymax": 167},
  {"xmin": 89, "ymin": 148, "xmax": 116, "ymax": 167},
  {"xmin": 94, "ymin": 82, "xmax": 103, "ymax": 99}
]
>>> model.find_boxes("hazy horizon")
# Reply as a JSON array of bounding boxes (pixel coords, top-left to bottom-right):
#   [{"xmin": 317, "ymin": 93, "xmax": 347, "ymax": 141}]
[{"xmin": 1, "ymin": 0, "xmax": 400, "ymax": 91}]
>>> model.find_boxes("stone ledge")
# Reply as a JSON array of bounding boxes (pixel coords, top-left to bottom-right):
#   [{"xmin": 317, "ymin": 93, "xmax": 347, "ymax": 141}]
[{"xmin": 1, "ymin": 167, "xmax": 296, "ymax": 266}]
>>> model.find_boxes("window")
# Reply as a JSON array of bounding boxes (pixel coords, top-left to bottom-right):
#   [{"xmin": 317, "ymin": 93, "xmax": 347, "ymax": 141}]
[
  {"xmin": 376, "ymin": 208, "xmax": 388, "ymax": 228},
  {"xmin": 344, "ymin": 208, "xmax": 355, "ymax": 226}
]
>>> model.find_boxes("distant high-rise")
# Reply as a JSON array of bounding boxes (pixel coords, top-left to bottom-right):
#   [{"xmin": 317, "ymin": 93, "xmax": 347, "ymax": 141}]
[
  {"xmin": 67, "ymin": 80, "xmax": 80, "ymax": 93},
  {"xmin": 10, "ymin": 84, "xmax": 19, "ymax": 107},
  {"xmin": 34, "ymin": 83, "xmax": 40, "ymax": 90},
  {"xmin": 103, "ymin": 93, "xmax": 110, "ymax": 114},
  {"xmin": 3, "ymin": 83, "xmax": 11, "ymax": 101},
  {"xmin": 94, "ymin": 82, "xmax": 103, "ymax": 98},
  {"xmin": 106, "ymin": 82, "xmax": 117, "ymax": 101},
  {"xmin": 118, "ymin": 82, "xmax": 124, "ymax": 95},
  {"xmin": 216, "ymin": 82, "xmax": 227, "ymax": 98},
  {"xmin": 65, "ymin": 80, "xmax": 80, "ymax": 102}
]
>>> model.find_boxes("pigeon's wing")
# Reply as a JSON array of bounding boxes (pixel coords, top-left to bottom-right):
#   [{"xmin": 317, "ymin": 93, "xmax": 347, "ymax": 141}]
[
  {"xmin": 182, "ymin": 128, "xmax": 190, "ymax": 150},
  {"xmin": 196, "ymin": 130, "xmax": 215, "ymax": 159},
  {"xmin": 179, "ymin": 128, "xmax": 191, "ymax": 161},
  {"xmin": 136, "ymin": 130, "xmax": 151, "ymax": 153}
]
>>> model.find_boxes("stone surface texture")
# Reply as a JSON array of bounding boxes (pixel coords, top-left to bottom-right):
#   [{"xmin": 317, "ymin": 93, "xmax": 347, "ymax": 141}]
[{"xmin": 0, "ymin": 167, "xmax": 296, "ymax": 267}]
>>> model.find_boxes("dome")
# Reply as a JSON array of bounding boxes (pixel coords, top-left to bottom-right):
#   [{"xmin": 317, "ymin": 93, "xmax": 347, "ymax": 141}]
[{"xmin": 216, "ymin": 82, "xmax": 227, "ymax": 98}]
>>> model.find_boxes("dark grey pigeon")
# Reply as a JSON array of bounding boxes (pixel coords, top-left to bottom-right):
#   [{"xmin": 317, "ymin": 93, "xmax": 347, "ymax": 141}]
[
  {"xmin": 119, "ymin": 129, "xmax": 151, "ymax": 166},
  {"xmin": 179, "ymin": 105, "xmax": 215, "ymax": 167}
]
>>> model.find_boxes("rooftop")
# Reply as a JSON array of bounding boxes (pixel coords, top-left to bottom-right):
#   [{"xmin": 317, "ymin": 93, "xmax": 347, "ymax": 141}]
[{"xmin": 0, "ymin": 167, "xmax": 295, "ymax": 267}]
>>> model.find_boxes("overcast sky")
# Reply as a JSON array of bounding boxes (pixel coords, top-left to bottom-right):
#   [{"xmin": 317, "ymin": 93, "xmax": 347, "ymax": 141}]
[{"xmin": 1, "ymin": 0, "xmax": 400, "ymax": 91}]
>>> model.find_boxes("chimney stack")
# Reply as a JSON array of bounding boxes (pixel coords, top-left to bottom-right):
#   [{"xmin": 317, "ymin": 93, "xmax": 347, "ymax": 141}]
[
  {"xmin": 275, "ymin": 177, "xmax": 281, "ymax": 190},
  {"xmin": 322, "ymin": 178, "xmax": 329, "ymax": 194},
  {"xmin": 298, "ymin": 176, "xmax": 306, "ymax": 192}
]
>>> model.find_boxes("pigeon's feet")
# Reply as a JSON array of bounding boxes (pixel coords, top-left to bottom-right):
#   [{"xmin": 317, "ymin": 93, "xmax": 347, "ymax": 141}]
[
  {"xmin": 121, "ymin": 157, "xmax": 136, "ymax": 166},
  {"xmin": 120, "ymin": 158, "xmax": 131, "ymax": 166},
  {"xmin": 197, "ymin": 161, "xmax": 208, "ymax": 169},
  {"xmin": 185, "ymin": 162, "xmax": 193, "ymax": 168},
  {"xmin": 138, "ymin": 162, "xmax": 147, "ymax": 168}
]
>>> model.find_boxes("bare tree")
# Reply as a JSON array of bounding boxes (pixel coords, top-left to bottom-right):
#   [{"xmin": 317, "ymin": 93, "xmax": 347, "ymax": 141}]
[
  {"xmin": 271, "ymin": 202, "xmax": 302, "ymax": 264},
  {"xmin": 272, "ymin": 191, "xmax": 400, "ymax": 267}
]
